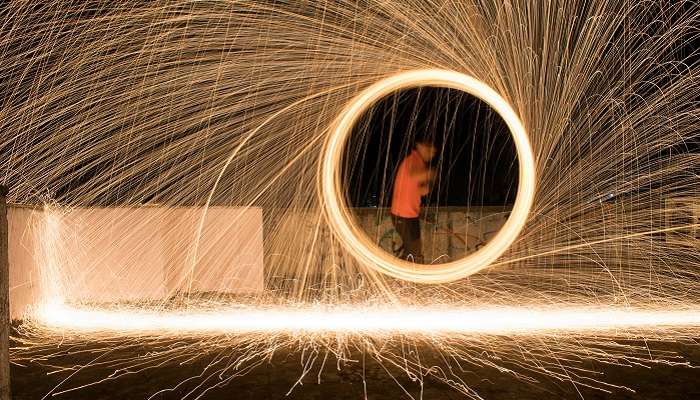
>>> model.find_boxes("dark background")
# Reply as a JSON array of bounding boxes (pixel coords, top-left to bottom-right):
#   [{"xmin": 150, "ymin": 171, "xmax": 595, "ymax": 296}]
[{"xmin": 343, "ymin": 87, "xmax": 518, "ymax": 208}]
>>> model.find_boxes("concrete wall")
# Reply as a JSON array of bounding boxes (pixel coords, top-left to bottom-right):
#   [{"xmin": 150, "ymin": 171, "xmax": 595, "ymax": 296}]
[
  {"xmin": 352, "ymin": 207, "xmax": 511, "ymax": 262},
  {"xmin": 7, "ymin": 205, "xmax": 512, "ymax": 319},
  {"xmin": 7, "ymin": 206, "xmax": 265, "ymax": 319},
  {"xmin": 261, "ymin": 207, "xmax": 513, "ymax": 288},
  {"xmin": 7, "ymin": 207, "xmax": 44, "ymax": 320}
]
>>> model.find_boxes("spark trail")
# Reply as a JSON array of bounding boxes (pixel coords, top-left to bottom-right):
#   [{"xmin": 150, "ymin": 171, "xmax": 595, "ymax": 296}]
[{"xmin": 1, "ymin": 0, "xmax": 699, "ymax": 398}]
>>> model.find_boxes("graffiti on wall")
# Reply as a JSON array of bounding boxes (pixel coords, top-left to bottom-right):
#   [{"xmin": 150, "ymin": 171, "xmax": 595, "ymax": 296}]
[{"xmin": 354, "ymin": 207, "xmax": 511, "ymax": 263}]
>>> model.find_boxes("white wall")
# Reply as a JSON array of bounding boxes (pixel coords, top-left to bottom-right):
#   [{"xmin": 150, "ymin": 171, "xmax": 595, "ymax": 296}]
[
  {"xmin": 8, "ymin": 207, "xmax": 43, "ymax": 320},
  {"xmin": 7, "ymin": 206, "xmax": 265, "ymax": 319}
]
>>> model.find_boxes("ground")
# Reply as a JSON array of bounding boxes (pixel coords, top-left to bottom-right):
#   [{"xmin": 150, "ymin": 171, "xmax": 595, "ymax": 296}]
[{"xmin": 9, "ymin": 335, "xmax": 700, "ymax": 400}]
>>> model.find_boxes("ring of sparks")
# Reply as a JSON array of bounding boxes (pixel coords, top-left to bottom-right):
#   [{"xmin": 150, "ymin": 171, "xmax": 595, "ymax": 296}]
[{"xmin": 320, "ymin": 69, "xmax": 536, "ymax": 283}]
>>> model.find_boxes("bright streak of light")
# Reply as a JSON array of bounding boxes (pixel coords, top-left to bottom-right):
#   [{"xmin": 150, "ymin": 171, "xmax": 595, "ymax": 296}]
[
  {"xmin": 38, "ymin": 303, "xmax": 700, "ymax": 335},
  {"xmin": 320, "ymin": 69, "xmax": 536, "ymax": 284}
]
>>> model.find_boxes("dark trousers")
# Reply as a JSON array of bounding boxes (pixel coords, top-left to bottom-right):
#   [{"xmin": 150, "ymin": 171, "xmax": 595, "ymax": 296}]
[{"xmin": 391, "ymin": 215, "xmax": 423, "ymax": 263}]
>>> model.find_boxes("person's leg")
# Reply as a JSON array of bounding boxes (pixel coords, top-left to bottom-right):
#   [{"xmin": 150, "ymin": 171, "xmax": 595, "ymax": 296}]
[
  {"xmin": 391, "ymin": 215, "xmax": 409, "ymax": 259},
  {"xmin": 392, "ymin": 215, "xmax": 423, "ymax": 263},
  {"xmin": 402, "ymin": 218, "xmax": 423, "ymax": 263}
]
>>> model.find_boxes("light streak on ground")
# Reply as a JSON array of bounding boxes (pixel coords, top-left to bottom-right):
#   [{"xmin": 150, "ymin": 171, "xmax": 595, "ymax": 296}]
[{"xmin": 38, "ymin": 303, "xmax": 700, "ymax": 335}]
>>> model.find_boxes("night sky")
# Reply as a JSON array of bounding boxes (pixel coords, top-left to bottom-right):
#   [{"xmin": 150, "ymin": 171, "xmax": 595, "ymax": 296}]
[{"xmin": 343, "ymin": 86, "xmax": 518, "ymax": 208}]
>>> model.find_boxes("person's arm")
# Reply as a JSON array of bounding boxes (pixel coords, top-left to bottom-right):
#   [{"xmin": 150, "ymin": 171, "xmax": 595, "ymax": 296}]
[
  {"xmin": 408, "ymin": 164, "xmax": 435, "ymax": 183},
  {"xmin": 413, "ymin": 163, "xmax": 434, "ymax": 196},
  {"xmin": 418, "ymin": 184, "xmax": 430, "ymax": 196}
]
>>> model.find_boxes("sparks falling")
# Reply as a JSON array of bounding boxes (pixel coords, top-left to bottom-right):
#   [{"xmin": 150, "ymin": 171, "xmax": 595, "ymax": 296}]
[{"xmin": 1, "ymin": 1, "xmax": 699, "ymax": 399}]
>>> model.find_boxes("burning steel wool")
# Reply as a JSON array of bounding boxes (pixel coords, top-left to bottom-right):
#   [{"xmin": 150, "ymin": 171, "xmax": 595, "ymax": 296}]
[{"xmin": 1, "ymin": 0, "xmax": 699, "ymax": 399}]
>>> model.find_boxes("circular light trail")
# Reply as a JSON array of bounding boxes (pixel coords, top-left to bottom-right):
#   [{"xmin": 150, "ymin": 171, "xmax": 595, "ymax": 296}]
[{"xmin": 320, "ymin": 69, "xmax": 536, "ymax": 283}]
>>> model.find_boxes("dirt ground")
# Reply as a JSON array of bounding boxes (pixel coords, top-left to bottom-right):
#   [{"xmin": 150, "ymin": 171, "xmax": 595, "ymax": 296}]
[{"xmin": 9, "ymin": 333, "xmax": 700, "ymax": 400}]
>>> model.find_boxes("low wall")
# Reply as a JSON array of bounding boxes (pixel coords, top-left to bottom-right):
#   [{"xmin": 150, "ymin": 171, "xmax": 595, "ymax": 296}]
[
  {"xmin": 352, "ymin": 207, "xmax": 511, "ymax": 262},
  {"xmin": 7, "ymin": 205, "xmax": 512, "ymax": 319},
  {"xmin": 7, "ymin": 207, "xmax": 44, "ymax": 320},
  {"xmin": 8, "ymin": 206, "xmax": 265, "ymax": 319},
  {"xmin": 264, "ymin": 206, "xmax": 512, "ymax": 288}
]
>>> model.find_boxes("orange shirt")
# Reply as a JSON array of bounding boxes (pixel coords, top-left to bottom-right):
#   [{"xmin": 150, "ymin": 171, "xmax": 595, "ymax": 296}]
[{"xmin": 391, "ymin": 150, "xmax": 427, "ymax": 218}]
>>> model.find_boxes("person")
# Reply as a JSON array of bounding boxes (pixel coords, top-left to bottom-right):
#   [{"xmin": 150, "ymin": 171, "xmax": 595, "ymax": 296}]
[{"xmin": 390, "ymin": 138, "xmax": 437, "ymax": 263}]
